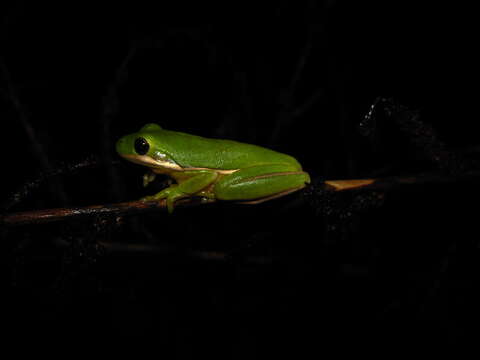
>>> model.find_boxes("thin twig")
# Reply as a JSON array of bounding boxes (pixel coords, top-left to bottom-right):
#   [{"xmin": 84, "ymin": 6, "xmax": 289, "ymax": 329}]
[
  {"xmin": 288, "ymin": 27, "xmax": 313, "ymax": 99},
  {"xmin": 269, "ymin": 1, "xmax": 328, "ymax": 146},
  {"xmin": 101, "ymin": 243, "xmax": 272, "ymax": 264},
  {"xmin": 52, "ymin": 237, "xmax": 272, "ymax": 264},
  {"xmin": 291, "ymin": 88, "xmax": 325, "ymax": 119},
  {"xmin": 101, "ymin": 45, "xmax": 136, "ymax": 201},
  {"xmin": 1, "ymin": 156, "xmax": 109, "ymax": 212},
  {"xmin": 0, "ymin": 56, "xmax": 68, "ymax": 205}
]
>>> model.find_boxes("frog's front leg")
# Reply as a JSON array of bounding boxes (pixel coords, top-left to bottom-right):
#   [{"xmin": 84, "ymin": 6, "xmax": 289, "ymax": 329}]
[
  {"xmin": 214, "ymin": 164, "xmax": 310, "ymax": 203},
  {"xmin": 142, "ymin": 170, "xmax": 218, "ymax": 213}
]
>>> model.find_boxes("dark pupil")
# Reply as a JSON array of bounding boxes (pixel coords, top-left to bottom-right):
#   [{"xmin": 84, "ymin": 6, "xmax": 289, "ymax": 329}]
[{"xmin": 134, "ymin": 137, "xmax": 149, "ymax": 155}]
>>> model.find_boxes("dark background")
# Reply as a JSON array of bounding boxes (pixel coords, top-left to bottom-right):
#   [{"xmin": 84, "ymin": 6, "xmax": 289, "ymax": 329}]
[{"xmin": 1, "ymin": 0, "xmax": 479, "ymax": 353}]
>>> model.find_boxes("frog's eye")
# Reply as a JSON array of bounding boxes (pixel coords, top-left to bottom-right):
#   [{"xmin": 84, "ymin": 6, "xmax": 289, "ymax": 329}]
[{"xmin": 134, "ymin": 137, "xmax": 150, "ymax": 155}]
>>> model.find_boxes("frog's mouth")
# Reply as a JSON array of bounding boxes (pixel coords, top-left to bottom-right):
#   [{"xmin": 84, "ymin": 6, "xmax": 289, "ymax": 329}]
[{"xmin": 120, "ymin": 154, "xmax": 183, "ymax": 172}]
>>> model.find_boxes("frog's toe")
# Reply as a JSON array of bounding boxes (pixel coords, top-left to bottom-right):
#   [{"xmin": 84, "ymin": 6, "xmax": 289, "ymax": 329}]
[
  {"xmin": 140, "ymin": 193, "xmax": 167, "ymax": 202},
  {"xmin": 143, "ymin": 171, "xmax": 157, "ymax": 187},
  {"xmin": 140, "ymin": 195, "xmax": 156, "ymax": 202},
  {"xmin": 166, "ymin": 197, "xmax": 176, "ymax": 213}
]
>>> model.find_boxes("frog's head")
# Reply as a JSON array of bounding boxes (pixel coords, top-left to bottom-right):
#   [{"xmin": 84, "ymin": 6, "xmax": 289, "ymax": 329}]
[{"xmin": 116, "ymin": 123, "xmax": 182, "ymax": 171}]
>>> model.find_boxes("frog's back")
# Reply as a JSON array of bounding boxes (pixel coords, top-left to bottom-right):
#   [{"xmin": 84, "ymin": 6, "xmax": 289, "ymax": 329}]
[{"xmin": 158, "ymin": 130, "xmax": 302, "ymax": 170}]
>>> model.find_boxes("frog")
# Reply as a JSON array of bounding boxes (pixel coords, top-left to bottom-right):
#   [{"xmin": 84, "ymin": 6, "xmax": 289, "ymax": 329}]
[{"xmin": 116, "ymin": 124, "xmax": 310, "ymax": 213}]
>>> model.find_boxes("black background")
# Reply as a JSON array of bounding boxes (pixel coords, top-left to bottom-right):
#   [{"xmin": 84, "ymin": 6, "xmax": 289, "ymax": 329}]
[{"xmin": 1, "ymin": 0, "xmax": 479, "ymax": 353}]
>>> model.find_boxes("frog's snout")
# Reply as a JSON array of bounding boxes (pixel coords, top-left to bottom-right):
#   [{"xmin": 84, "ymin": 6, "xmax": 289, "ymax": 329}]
[
  {"xmin": 115, "ymin": 136, "xmax": 128, "ymax": 155},
  {"xmin": 115, "ymin": 138, "xmax": 122, "ymax": 154}
]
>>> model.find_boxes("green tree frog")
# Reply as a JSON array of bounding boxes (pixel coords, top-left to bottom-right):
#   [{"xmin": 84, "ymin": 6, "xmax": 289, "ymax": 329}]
[{"xmin": 116, "ymin": 124, "xmax": 310, "ymax": 212}]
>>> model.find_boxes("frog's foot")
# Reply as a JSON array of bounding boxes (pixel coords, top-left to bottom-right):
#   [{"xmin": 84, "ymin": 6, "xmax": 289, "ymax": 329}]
[
  {"xmin": 143, "ymin": 171, "xmax": 157, "ymax": 187},
  {"xmin": 140, "ymin": 185, "xmax": 185, "ymax": 213}
]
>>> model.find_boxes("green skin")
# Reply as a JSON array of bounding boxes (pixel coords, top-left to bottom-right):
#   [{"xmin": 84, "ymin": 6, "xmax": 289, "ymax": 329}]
[{"xmin": 116, "ymin": 123, "xmax": 311, "ymax": 212}]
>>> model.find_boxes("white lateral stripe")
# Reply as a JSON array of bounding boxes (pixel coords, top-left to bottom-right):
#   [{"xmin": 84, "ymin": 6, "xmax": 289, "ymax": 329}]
[{"xmin": 121, "ymin": 154, "xmax": 238, "ymax": 174}]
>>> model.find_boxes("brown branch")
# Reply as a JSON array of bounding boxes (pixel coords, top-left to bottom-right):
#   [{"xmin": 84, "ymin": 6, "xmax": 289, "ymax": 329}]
[
  {"xmin": 1, "ymin": 197, "xmax": 216, "ymax": 227},
  {"xmin": 322, "ymin": 171, "xmax": 480, "ymax": 192},
  {"xmin": 2, "ymin": 170, "xmax": 480, "ymax": 227}
]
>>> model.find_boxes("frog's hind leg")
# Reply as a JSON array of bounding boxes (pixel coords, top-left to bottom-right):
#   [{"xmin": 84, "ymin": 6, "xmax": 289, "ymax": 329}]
[
  {"xmin": 239, "ymin": 186, "xmax": 305, "ymax": 204},
  {"xmin": 213, "ymin": 164, "xmax": 310, "ymax": 203}
]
